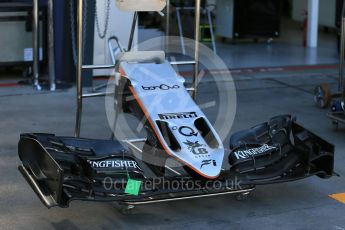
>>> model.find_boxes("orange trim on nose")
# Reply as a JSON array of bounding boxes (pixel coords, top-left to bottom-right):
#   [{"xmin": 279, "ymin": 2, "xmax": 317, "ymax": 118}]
[{"xmin": 128, "ymin": 85, "xmax": 220, "ymax": 180}]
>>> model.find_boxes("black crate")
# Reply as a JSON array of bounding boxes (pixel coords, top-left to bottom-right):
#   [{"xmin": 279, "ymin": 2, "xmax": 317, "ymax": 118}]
[{"xmin": 233, "ymin": 0, "xmax": 282, "ymax": 39}]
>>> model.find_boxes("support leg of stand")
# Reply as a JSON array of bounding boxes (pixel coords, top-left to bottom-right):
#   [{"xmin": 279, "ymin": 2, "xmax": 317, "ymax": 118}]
[
  {"xmin": 32, "ymin": 0, "xmax": 41, "ymax": 91},
  {"xmin": 48, "ymin": 0, "xmax": 56, "ymax": 91},
  {"xmin": 128, "ymin": 12, "xmax": 138, "ymax": 51},
  {"xmin": 165, "ymin": 0, "xmax": 170, "ymax": 52},
  {"xmin": 193, "ymin": 0, "xmax": 201, "ymax": 100},
  {"xmin": 75, "ymin": 0, "xmax": 84, "ymax": 137}
]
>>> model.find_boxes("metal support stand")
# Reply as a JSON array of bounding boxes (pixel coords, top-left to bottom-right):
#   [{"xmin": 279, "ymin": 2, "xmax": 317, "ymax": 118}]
[
  {"xmin": 48, "ymin": 0, "xmax": 56, "ymax": 91},
  {"xmin": 75, "ymin": 0, "xmax": 201, "ymax": 137},
  {"xmin": 165, "ymin": 0, "xmax": 170, "ymax": 52},
  {"xmin": 32, "ymin": 0, "xmax": 42, "ymax": 91},
  {"xmin": 70, "ymin": 2, "xmax": 256, "ymax": 207},
  {"xmin": 119, "ymin": 187, "xmax": 255, "ymax": 206},
  {"xmin": 75, "ymin": 0, "xmax": 84, "ymax": 137},
  {"xmin": 193, "ymin": 0, "xmax": 201, "ymax": 99},
  {"xmin": 75, "ymin": 0, "xmax": 116, "ymax": 137},
  {"xmin": 128, "ymin": 12, "xmax": 138, "ymax": 51}
]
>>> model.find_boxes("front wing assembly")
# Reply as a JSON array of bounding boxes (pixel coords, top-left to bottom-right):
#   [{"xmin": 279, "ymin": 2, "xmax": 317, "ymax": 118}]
[{"xmin": 18, "ymin": 115, "xmax": 334, "ymax": 208}]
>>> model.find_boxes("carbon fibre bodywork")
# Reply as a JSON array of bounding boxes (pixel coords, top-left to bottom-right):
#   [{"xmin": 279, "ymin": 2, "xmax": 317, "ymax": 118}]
[{"xmin": 18, "ymin": 116, "xmax": 334, "ymax": 208}]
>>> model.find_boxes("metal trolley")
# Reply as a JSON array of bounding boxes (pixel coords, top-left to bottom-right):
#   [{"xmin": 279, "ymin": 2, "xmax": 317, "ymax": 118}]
[
  {"xmin": 72, "ymin": 0, "xmax": 255, "ymax": 209},
  {"xmin": 74, "ymin": 0, "xmax": 202, "ymax": 138}
]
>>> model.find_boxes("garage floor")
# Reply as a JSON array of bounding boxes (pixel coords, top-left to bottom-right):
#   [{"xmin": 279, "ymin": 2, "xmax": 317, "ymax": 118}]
[
  {"xmin": 140, "ymin": 19, "xmax": 339, "ymax": 69},
  {"xmin": 1, "ymin": 67, "xmax": 345, "ymax": 230},
  {"xmin": 215, "ymin": 19, "xmax": 339, "ymax": 69}
]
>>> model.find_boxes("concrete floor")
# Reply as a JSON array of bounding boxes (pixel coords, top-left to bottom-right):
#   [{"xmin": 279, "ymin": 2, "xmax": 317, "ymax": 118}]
[
  {"xmin": 215, "ymin": 19, "xmax": 339, "ymax": 69},
  {"xmin": 0, "ymin": 67, "xmax": 345, "ymax": 230},
  {"xmin": 140, "ymin": 19, "xmax": 339, "ymax": 69}
]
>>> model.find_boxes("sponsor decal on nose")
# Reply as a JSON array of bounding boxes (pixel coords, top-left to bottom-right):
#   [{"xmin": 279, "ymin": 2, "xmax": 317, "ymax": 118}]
[{"xmin": 158, "ymin": 112, "xmax": 198, "ymax": 120}]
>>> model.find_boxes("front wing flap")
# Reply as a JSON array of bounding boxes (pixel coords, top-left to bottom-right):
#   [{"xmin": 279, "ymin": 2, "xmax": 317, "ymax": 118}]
[
  {"xmin": 227, "ymin": 115, "xmax": 334, "ymax": 185},
  {"xmin": 18, "ymin": 134, "xmax": 146, "ymax": 208}
]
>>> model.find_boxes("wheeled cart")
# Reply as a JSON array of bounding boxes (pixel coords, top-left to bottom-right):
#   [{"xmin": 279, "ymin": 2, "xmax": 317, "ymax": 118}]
[{"xmin": 17, "ymin": 0, "xmax": 335, "ymax": 211}]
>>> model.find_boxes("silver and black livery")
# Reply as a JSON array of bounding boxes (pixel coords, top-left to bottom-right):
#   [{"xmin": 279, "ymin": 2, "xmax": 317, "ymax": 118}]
[
  {"xmin": 18, "ymin": 115, "xmax": 334, "ymax": 208},
  {"xmin": 17, "ymin": 0, "xmax": 335, "ymax": 209}
]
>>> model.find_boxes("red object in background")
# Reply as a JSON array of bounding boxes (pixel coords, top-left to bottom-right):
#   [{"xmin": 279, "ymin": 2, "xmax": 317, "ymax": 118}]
[
  {"xmin": 0, "ymin": 83, "xmax": 19, "ymax": 88},
  {"xmin": 303, "ymin": 10, "xmax": 308, "ymax": 47}
]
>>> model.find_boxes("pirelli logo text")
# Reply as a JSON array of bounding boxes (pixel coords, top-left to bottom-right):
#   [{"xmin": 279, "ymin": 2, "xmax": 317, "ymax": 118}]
[{"xmin": 158, "ymin": 112, "xmax": 198, "ymax": 120}]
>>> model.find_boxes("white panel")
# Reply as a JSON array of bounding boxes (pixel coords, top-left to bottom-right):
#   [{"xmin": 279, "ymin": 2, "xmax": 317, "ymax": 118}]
[
  {"xmin": 292, "ymin": 0, "xmax": 336, "ymax": 28},
  {"xmin": 0, "ymin": 19, "xmax": 44, "ymax": 63},
  {"xmin": 318, "ymin": 0, "xmax": 336, "ymax": 27},
  {"xmin": 292, "ymin": 0, "xmax": 308, "ymax": 22},
  {"xmin": 115, "ymin": 0, "xmax": 166, "ymax": 12}
]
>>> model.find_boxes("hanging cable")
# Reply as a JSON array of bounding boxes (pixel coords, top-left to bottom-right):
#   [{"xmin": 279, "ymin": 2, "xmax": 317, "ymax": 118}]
[{"xmin": 95, "ymin": 0, "xmax": 111, "ymax": 39}]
